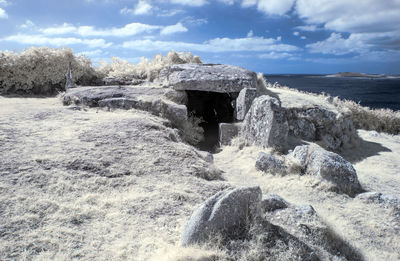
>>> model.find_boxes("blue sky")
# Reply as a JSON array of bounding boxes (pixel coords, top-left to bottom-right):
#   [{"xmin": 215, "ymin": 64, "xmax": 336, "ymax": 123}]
[{"xmin": 1, "ymin": 0, "xmax": 400, "ymax": 74}]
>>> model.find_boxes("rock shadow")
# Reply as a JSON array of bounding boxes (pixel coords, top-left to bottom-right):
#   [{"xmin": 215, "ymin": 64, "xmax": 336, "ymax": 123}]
[{"xmin": 340, "ymin": 137, "xmax": 392, "ymax": 164}]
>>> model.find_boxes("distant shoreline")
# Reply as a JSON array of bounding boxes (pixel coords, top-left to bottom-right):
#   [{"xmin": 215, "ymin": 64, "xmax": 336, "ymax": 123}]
[{"xmin": 326, "ymin": 72, "xmax": 400, "ymax": 79}]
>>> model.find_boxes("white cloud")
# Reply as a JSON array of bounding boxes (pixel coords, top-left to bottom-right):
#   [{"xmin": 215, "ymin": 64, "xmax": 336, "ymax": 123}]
[
  {"xmin": 122, "ymin": 36, "xmax": 299, "ymax": 53},
  {"xmin": 258, "ymin": 52, "xmax": 293, "ymax": 59},
  {"xmin": 241, "ymin": 0, "xmax": 257, "ymax": 7},
  {"xmin": 20, "ymin": 20, "xmax": 35, "ymax": 29},
  {"xmin": 293, "ymin": 31, "xmax": 299, "ymax": 36},
  {"xmin": 296, "ymin": 0, "xmax": 400, "ymax": 33},
  {"xmin": 294, "ymin": 25, "xmax": 319, "ymax": 32},
  {"xmin": 170, "ymin": 0, "xmax": 208, "ymax": 6},
  {"xmin": 0, "ymin": 7, "xmax": 7, "ymax": 19},
  {"xmin": 278, "ymin": 0, "xmax": 400, "ymax": 58},
  {"xmin": 160, "ymin": 22, "xmax": 188, "ymax": 35},
  {"xmin": 40, "ymin": 22, "xmax": 161, "ymax": 37},
  {"xmin": 0, "ymin": 0, "xmax": 9, "ymax": 6},
  {"xmin": 301, "ymin": 36, "xmax": 306, "ymax": 40},
  {"xmin": 41, "ymin": 23, "xmax": 76, "ymax": 35},
  {"xmin": 181, "ymin": 16, "xmax": 208, "ymax": 26},
  {"xmin": 157, "ymin": 9, "xmax": 184, "ymax": 17},
  {"xmin": 306, "ymin": 33, "xmax": 368, "ymax": 55},
  {"xmin": 2, "ymin": 34, "xmax": 112, "ymax": 48},
  {"xmin": 77, "ymin": 49, "xmax": 105, "ymax": 57},
  {"xmin": 121, "ymin": 0, "xmax": 152, "ymax": 15},
  {"xmin": 241, "ymin": 0, "xmax": 295, "ymax": 15},
  {"xmin": 247, "ymin": 30, "xmax": 254, "ymax": 37}
]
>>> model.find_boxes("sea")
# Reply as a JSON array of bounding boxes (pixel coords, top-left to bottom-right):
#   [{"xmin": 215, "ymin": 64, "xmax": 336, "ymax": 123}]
[{"xmin": 264, "ymin": 74, "xmax": 400, "ymax": 111}]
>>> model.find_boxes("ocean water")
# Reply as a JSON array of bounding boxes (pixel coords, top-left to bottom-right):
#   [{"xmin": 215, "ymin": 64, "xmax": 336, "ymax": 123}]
[{"xmin": 264, "ymin": 74, "xmax": 400, "ymax": 111}]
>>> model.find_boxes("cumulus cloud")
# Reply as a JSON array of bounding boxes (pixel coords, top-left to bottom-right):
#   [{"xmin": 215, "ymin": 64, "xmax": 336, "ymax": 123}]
[
  {"xmin": 122, "ymin": 36, "xmax": 299, "ymax": 52},
  {"xmin": 247, "ymin": 30, "xmax": 254, "ymax": 37},
  {"xmin": 40, "ymin": 22, "xmax": 161, "ymax": 37},
  {"xmin": 121, "ymin": 0, "xmax": 152, "ymax": 15},
  {"xmin": 306, "ymin": 33, "xmax": 368, "ymax": 55},
  {"xmin": 160, "ymin": 22, "xmax": 188, "ymax": 35},
  {"xmin": 293, "ymin": 31, "xmax": 299, "ymax": 36},
  {"xmin": 0, "ymin": 7, "xmax": 7, "ymax": 19},
  {"xmin": 241, "ymin": 0, "xmax": 295, "ymax": 15},
  {"xmin": 2, "ymin": 34, "xmax": 112, "ymax": 48},
  {"xmin": 296, "ymin": 0, "xmax": 400, "ymax": 53}
]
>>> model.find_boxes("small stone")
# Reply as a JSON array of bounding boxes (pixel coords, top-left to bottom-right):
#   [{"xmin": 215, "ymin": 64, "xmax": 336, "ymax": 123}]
[
  {"xmin": 289, "ymin": 145, "xmax": 362, "ymax": 196},
  {"xmin": 255, "ymin": 152, "xmax": 286, "ymax": 175},
  {"xmin": 261, "ymin": 194, "xmax": 289, "ymax": 212}
]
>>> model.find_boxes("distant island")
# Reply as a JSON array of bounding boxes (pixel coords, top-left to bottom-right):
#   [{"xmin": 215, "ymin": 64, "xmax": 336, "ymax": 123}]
[{"xmin": 326, "ymin": 72, "xmax": 386, "ymax": 78}]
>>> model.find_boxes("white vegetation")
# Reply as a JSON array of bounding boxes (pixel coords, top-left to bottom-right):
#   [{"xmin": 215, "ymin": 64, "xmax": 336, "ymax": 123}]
[
  {"xmin": 96, "ymin": 51, "xmax": 202, "ymax": 81},
  {"xmin": 0, "ymin": 47, "xmax": 95, "ymax": 94},
  {"xmin": 0, "ymin": 47, "xmax": 202, "ymax": 94}
]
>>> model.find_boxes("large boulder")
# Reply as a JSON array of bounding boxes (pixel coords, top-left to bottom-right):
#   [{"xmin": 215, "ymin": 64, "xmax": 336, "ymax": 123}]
[
  {"xmin": 271, "ymin": 88, "xmax": 358, "ymax": 151},
  {"xmin": 181, "ymin": 186, "xmax": 262, "ymax": 246},
  {"xmin": 157, "ymin": 64, "xmax": 257, "ymax": 93},
  {"xmin": 236, "ymin": 88, "xmax": 258, "ymax": 120},
  {"xmin": 287, "ymin": 107, "xmax": 357, "ymax": 151},
  {"xmin": 242, "ymin": 95, "xmax": 289, "ymax": 148},
  {"xmin": 289, "ymin": 145, "xmax": 362, "ymax": 195}
]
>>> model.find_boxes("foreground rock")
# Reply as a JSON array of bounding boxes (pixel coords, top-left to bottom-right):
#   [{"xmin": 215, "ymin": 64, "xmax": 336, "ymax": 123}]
[
  {"xmin": 181, "ymin": 189, "xmax": 362, "ymax": 260},
  {"xmin": 289, "ymin": 145, "xmax": 362, "ymax": 196},
  {"xmin": 242, "ymin": 95, "xmax": 289, "ymax": 149},
  {"xmin": 157, "ymin": 64, "xmax": 257, "ymax": 93},
  {"xmin": 181, "ymin": 186, "xmax": 262, "ymax": 246}
]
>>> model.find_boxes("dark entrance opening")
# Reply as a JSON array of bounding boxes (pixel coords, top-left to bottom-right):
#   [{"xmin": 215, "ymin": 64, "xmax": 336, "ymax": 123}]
[{"xmin": 186, "ymin": 90, "xmax": 238, "ymax": 152}]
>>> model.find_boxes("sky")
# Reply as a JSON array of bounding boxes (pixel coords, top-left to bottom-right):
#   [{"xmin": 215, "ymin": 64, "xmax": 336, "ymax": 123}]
[{"xmin": 1, "ymin": 0, "xmax": 400, "ymax": 74}]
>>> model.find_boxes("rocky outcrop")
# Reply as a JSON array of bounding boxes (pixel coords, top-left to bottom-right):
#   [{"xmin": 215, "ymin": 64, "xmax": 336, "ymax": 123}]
[
  {"xmin": 236, "ymin": 88, "xmax": 257, "ymax": 120},
  {"xmin": 181, "ymin": 186, "xmax": 262, "ymax": 246},
  {"xmin": 101, "ymin": 77, "xmax": 140, "ymax": 86},
  {"xmin": 270, "ymin": 87, "xmax": 358, "ymax": 151},
  {"xmin": 242, "ymin": 95, "xmax": 289, "ymax": 149},
  {"xmin": 157, "ymin": 64, "xmax": 257, "ymax": 93},
  {"xmin": 218, "ymin": 123, "xmax": 241, "ymax": 146},
  {"xmin": 286, "ymin": 107, "xmax": 357, "ymax": 151},
  {"xmin": 62, "ymin": 86, "xmax": 189, "ymax": 129},
  {"xmin": 255, "ymin": 152, "xmax": 286, "ymax": 175},
  {"xmin": 289, "ymin": 145, "xmax": 362, "ymax": 195}
]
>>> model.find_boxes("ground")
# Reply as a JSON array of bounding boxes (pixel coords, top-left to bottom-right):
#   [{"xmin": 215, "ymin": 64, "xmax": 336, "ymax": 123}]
[{"xmin": 0, "ymin": 95, "xmax": 399, "ymax": 260}]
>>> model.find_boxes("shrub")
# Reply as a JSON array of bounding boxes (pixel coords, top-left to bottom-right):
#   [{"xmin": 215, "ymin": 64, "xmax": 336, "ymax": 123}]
[
  {"xmin": 96, "ymin": 50, "xmax": 202, "ymax": 82},
  {"xmin": 0, "ymin": 47, "xmax": 96, "ymax": 95}
]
